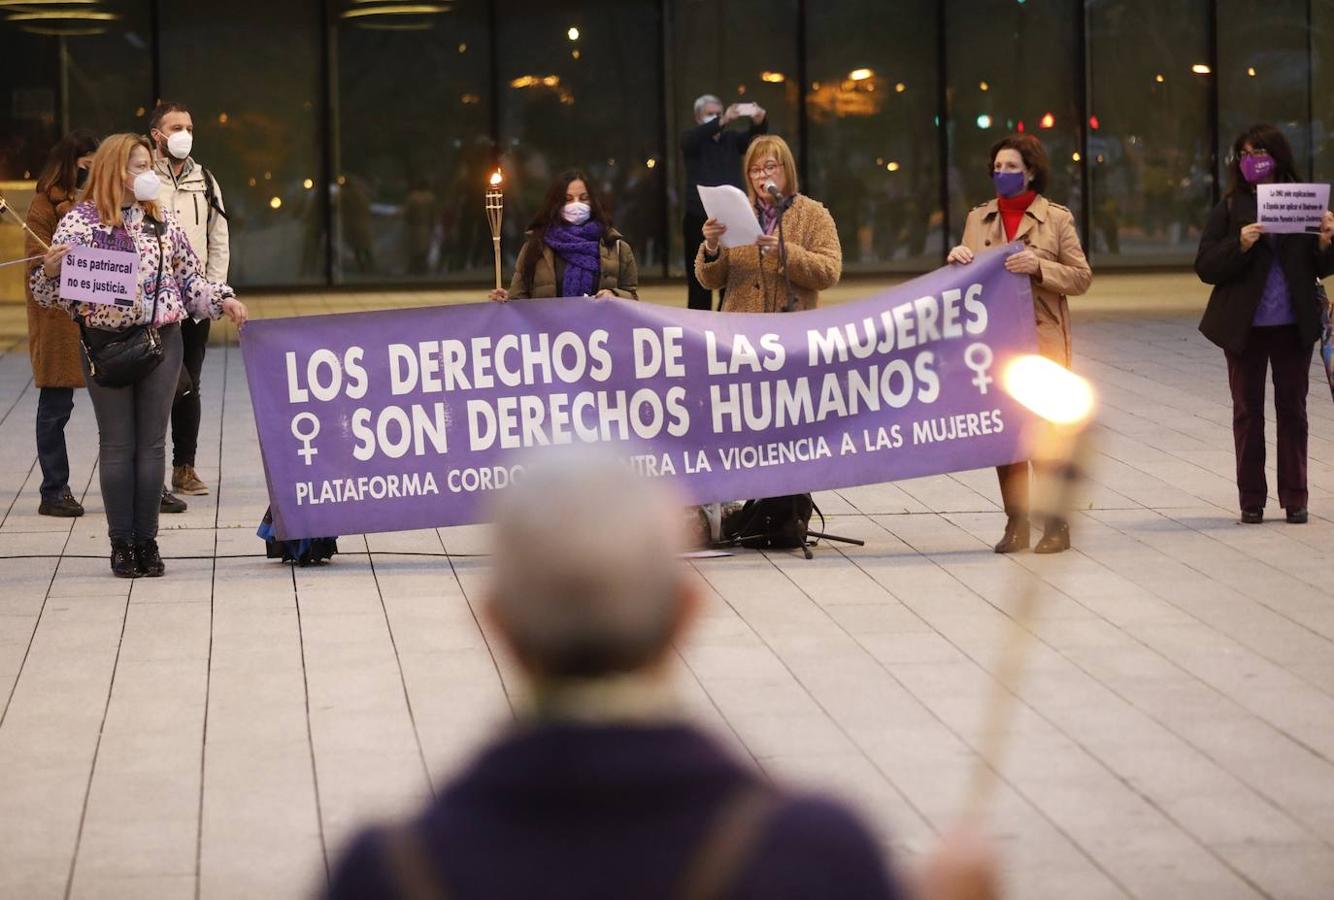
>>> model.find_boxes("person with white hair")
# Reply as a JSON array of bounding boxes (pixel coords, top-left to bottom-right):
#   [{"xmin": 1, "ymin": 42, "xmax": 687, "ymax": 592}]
[
  {"xmin": 323, "ymin": 452, "xmax": 998, "ymax": 899},
  {"xmin": 681, "ymin": 93, "xmax": 767, "ymax": 310}
]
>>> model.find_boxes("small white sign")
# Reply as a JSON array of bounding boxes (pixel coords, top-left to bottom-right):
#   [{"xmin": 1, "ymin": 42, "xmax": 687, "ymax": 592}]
[
  {"xmin": 1257, "ymin": 183, "xmax": 1330, "ymax": 234},
  {"xmin": 59, "ymin": 245, "xmax": 138, "ymax": 307}
]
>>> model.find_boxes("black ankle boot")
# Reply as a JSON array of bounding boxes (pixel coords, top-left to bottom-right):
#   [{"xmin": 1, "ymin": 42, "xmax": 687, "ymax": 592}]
[
  {"xmin": 1034, "ymin": 518, "xmax": 1071, "ymax": 554},
  {"xmin": 993, "ymin": 515, "xmax": 1030, "ymax": 553},
  {"xmin": 111, "ymin": 540, "xmax": 138, "ymax": 578},
  {"xmin": 135, "ymin": 539, "xmax": 165, "ymax": 578}
]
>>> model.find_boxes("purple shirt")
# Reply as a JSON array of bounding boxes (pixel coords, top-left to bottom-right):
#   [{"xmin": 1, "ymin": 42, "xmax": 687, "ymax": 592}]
[{"xmin": 1253, "ymin": 238, "xmax": 1296, "ymax": 326}]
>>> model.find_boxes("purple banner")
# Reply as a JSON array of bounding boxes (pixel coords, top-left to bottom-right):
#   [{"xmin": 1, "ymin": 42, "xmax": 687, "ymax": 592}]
[{"xmin": 242, "ymin": 245, "xmax": 1040, "ymax": 539}]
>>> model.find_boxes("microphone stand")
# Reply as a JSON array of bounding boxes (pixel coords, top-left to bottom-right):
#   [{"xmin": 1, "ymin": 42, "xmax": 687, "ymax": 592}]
[{"xmin": 771, "ymin": 192, "xmax": 800, "ymax": 313}]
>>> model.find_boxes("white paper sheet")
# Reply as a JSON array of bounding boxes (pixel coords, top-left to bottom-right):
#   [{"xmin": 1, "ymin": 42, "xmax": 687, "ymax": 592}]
[
  {"xmin": 696, "ymin": 184, "xmax": 763, "ymax": 249},
  {"xmin": 1257, "ymin": 183, "xmax": 1330, "ymax": 234}
]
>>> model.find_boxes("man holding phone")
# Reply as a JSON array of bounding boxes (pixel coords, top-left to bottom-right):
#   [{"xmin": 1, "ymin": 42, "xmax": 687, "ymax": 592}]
[{"xmin": 680, "ymin": 95, "xmax": 767, "ymax": 310}]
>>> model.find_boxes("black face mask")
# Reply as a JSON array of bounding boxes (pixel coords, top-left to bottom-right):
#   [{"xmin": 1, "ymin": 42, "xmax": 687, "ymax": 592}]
[{"xmin": 75, "ymin": 166, "xmax": 89, "ymax": 190}]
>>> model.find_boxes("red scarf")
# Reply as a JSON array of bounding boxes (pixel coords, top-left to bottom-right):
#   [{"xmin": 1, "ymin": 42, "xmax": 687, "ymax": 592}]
[{"xmin": 997, "ymin": 190, "xmax": 1037, "ymax": 241}]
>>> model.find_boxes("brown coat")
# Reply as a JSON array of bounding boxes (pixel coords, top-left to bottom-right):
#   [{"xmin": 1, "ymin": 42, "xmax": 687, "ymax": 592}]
[
  {"xmin": 959, "ymin": 194, "xmax": 1092, "ymax": 365},
  {"xmin": 24, "ymin": 188, "xmax": 85, "ymax": 389},
  {"xmin": 509, "ymin": 229, "xmax": 639, "ymax": 300},
  {"xmin": 694, "ymin": 194, "xmax": 842, "ymax": 313}
]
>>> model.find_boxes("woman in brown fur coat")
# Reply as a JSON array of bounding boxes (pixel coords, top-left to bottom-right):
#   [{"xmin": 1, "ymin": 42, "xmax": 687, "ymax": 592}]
[
  {"xmin": 695, "ymin": 135, "xmax": 841, "ymax": 313},
  {"xmin": 25, "ymin": 130, "xmax": 100, "ymax": 518}
]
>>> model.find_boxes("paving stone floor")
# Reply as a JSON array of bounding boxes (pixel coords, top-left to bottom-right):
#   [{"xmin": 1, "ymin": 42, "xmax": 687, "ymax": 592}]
[{"xmin": 1, "ymin": 274, "xmax": 1332, "ymax": 899}]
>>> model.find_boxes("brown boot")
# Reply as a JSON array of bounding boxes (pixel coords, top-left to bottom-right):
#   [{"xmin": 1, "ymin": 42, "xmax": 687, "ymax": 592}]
[
  {"xmin": 1034, "ymin": 518, "xmax": 1071, "ymax": 554},
  {"xmin": 993, "ymin": 515, "xmax": 1030, "ymax": 553}
]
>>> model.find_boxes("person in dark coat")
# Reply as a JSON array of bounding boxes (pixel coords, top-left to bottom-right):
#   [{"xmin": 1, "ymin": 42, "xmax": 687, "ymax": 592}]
[
  {"xmin": 1195, "ymin": 123, "xmax": 1334, "ymax": 525},
  {"xmin": 322, "ymin": 453, "xmax": 998, "ymax": 900},
  {"xmin": 681, "ymin": 94, "xmax": 767, "ymax": 311}
]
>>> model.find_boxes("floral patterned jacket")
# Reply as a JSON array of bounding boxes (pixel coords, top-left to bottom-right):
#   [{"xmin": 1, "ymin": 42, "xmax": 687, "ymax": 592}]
[{"xmin": 29, "ymin": 201, "xmax": 234, "ymax": 331}]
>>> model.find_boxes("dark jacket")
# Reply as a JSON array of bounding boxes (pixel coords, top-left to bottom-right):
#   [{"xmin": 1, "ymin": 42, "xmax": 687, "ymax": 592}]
[
  {"xmin": 509, "ymin": 228, "xmax": 639, "ymax": 300},
  {"xmin": 325, "ymin": 723, "xmax": 901, "ymax": 900},
  {"xmin": 1195, "ymin": 190, "xmax": 1334, "ymax": 353},
  {"xmin": 681, "ymin": 117, "xmax": 768, "ymax": 219}
]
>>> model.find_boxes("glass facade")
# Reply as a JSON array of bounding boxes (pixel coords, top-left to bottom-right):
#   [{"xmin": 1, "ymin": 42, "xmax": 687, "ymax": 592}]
[{"xmin": 6, "ymin": 0, "xmax": 1334, "ymax": 292}]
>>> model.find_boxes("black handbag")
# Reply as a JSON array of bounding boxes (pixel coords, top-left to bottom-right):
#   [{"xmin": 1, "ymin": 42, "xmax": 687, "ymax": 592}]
[{"xmin": 79, "ymin": 216, "xmax": 166, "ymax": 388}]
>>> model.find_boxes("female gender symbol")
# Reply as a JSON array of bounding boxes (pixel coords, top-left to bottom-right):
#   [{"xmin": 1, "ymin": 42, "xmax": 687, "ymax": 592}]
[
  {"xmin": 964, "ymin": 342, "xmax": 995, "ymax": 395},
  {"xmin": 291, "ymin": 412, "xmax": 321, "ymax": 464}
]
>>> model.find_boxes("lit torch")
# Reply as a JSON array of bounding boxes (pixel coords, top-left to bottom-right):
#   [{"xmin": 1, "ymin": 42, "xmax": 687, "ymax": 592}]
[{"xmin": 486, "ymin": 169, "xmax": 504, "ymax": 292}]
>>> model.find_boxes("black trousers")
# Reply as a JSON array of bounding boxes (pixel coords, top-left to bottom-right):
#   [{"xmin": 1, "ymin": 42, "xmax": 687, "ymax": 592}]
[
  {"xmin": 1224, "ymin": 324, "xmax": 1312, "ymax": 510},
  {"xmin": 683, "ymin": 212, "xmax": 717, "ymax": 311},
  {"xmin": 36, "ymin": 387, "xmax": 75, "ymax": 501},
  {"xmin": 171, "ymin": 317, "xmax": 210, "ymax": 468}
]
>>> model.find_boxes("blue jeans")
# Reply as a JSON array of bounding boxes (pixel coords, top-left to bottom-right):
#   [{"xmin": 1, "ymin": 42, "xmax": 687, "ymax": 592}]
[{"xmin": 36, "ymin": 387, "xmax": 75, "ymax": 502}]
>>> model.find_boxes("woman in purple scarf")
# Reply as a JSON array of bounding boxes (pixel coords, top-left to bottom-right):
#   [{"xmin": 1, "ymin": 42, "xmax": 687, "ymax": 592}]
[{"xmin": 490, "ymin": 170, "xmax": 639, "ymax": 302}]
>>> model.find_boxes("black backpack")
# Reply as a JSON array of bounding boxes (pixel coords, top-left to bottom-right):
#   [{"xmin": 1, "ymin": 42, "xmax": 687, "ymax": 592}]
[{"xmin": 719, "ymin": 494, "xmax": 823, "ymax": 559}]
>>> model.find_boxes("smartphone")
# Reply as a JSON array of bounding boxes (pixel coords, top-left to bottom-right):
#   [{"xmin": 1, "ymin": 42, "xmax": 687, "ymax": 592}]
[{"xmin": 735, "ymin": 102, "xmax": 759, "ymax": 117}]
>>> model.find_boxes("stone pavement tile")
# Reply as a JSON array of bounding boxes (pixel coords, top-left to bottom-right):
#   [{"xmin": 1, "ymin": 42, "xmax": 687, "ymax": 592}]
[{"xmin": 1208, "ymin": 842, "xmax": 1334, "ymax": 900}]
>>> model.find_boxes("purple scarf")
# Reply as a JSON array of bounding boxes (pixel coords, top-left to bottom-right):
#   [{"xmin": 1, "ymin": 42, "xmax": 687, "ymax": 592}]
[
  {"xmin": 756, "ymin": 202, "xmax": 780, "ymax": 236},
  {"xmin": 543, "ymin": 221, "xmax": 604, "ymax": 297}
]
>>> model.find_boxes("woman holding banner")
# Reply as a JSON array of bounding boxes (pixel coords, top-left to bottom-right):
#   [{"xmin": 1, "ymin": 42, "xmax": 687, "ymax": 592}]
[
  {"xmin": 24, "ymin": 130, "xmax": 99, "ymax": 519},
  {"xmin": 1195, "ymin": 123, "xmax": 1334, "ymax": 526},
  {"xmin": 696, "ymin": 134, "xmax": 842, "ymax": 313},
  {"xmin": 948, "ymin": 134, "xmax": 1092, "ymax": 554},
  {"xmin": 488, "ymin": 170, "xmax": 639, "ymax": 301},
  {"xmin": 30, "ymin": 134, "xmax": 247, "ymax": 578}
]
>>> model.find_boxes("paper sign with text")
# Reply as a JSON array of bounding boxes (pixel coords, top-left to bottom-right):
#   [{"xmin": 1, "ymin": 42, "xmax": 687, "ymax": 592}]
[
  {"xmin": 59, "ymin": 246, "xmax": 138, "ymax": 306},
  {"xmin": 1257, "ymin": 183, "xmax": 1330, "ymax": 234}
]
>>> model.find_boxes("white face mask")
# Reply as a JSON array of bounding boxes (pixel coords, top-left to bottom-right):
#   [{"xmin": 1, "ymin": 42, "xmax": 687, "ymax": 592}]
[
  {"xmin": 702, "ymin": 114, "xmax": 718, "ymax": 124},
  {"xmin": 562, "ymin": 201, "xmax": 591, "ymax": 225},
  {"xmin": 166, "ymin": 130, "xmax": 193, "ymax": 160},
  {"xmin": 133, "ymin": 170, "xmax": 161, "ymax": 201}
]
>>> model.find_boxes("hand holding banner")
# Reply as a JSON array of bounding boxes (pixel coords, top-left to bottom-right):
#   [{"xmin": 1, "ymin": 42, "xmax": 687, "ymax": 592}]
[{"xmin": 242, "ymin": 245, "xmax": 1042, "ymax": 540}]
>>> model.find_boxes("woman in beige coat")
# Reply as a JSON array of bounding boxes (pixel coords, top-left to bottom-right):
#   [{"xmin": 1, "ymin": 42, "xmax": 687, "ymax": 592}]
[
  {"xmin": 489, "ymin": 170, "xmax": 638, "ymax": 302},
  {"xmin": 25, "ymin": 130, "xmax": 100, "ymax": 518},
  {"xmin": 948, "ymin": 133, "xmax": 1092, "ymax": 555},
  {"xmin": 696, "ymin": 135, "xmax": 841, "ymax": 313}
]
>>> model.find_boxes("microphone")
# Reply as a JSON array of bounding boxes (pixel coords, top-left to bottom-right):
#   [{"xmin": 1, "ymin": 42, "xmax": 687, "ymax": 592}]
[{"xmin": 762, "ymin": 180, "xmax": 784, "ymax": 204}]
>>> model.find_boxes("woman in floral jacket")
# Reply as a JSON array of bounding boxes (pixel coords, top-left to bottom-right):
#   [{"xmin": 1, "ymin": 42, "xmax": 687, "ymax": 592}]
[{"xmin": 31, "ymin": 133, "xmax": 247, "ymax": 578}]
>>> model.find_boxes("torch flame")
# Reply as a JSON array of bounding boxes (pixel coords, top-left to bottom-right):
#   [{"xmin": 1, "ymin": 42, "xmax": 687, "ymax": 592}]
[{"xmin": 489, "ymin": 170, "xmax": 503, "ymax": 187}]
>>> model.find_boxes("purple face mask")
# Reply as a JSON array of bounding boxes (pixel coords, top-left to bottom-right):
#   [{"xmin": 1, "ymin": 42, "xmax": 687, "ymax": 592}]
[
  {"xmin": 993, "ymin": 169, "xmax": 1028, "ymax": 198},
  {"xmin": 1240, "ymin": 153, "xmax": 1275, "ymax": 184}
]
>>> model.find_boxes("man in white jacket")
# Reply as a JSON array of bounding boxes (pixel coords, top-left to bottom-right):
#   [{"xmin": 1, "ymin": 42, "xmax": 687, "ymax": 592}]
[{"xmin": 151, "ymin": 101, "xmax": 230, "ymax": 500}]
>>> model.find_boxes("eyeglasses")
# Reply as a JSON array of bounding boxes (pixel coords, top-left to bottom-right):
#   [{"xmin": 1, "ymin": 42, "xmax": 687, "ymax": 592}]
[
  {"xmin": 1238, "ymin": 148, "xmax": 1270, "ymax": 158},
  {"xmin": 747, "ymin": 161, "xmax": 783, "ymax": 178}
]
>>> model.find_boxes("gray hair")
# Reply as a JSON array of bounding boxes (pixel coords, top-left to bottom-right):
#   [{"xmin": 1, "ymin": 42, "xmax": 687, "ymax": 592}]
[
  {"xmin": 693, "ymin": 94, "xmax": 722, "ymax": 121},
  {"xmin": 488, "ymin": 451, "xmax": 689, "ymax": 680}
]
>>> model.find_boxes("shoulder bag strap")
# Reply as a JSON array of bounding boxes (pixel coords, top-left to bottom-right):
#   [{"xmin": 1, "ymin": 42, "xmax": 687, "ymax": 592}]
[
  {"xmin": 380, "ymin": 824, "xmax": 451, "ymax": 900},
  {"xmin": 675, "ymin": 783, "xmax": 783, "ymax": 900}
]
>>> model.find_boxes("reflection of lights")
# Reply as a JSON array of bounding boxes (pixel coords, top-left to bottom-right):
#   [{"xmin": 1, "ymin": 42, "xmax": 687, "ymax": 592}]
[
  {"xmin": 264, "ymin": 171, "xmax": 272, "ymax": 181},
  {"xmin": 1155, "ymin": 73, "xmax": 1165, "ymax": 83},
  {"xmin": 571, "ymin": 49, "xmax": 580, "ymax": 59},
  {"xmin": 646, "ymin": 158, "xmax": 657, "ymax": 169},
  {"xmin": 510, "ymin": 74, "xmax": 562, "ymax": 88},
  {"xmin": 976, "ymin": 114, "xmax": 992, "ymax": 129},
  {"xmin": 1039, "ymin": 112, "xmax": 1055, "ymax": 129},
  {"xmin": 218, "ymin": 112, "xmax": 229, "ymax": 124},
  {"xmin": 761, "ymin": 71, "xmax": 786, "ymax": 83},
  {"xmin": 1088, "ymin": 114, "xmax": 1099, "ymax": 130},
  {"xmin": 461, "ymin": 93, "xmax": 480, "ymax": 104},
  {"xmin": 1016, "ymin": 120, "xmax": 1025, "ymax": 132},
  {"xmin": 979, "ymin": 80, "xmax": 989, "ymax": 91},
  {"xmin": 135, "ymin": 106, "xmax": 145, "ymax": 117},
  {"xmin": 1247, "ymin": 66, "xmax": 1257, "ymax": 77},
  {"xmin": 340, "ymin": 4, "xmax": 450, "ymax": 20},
  {"xmin": 1072, "ymin": 152, "xmax": 1081, "ymax": 162},
  {"xmin": 489, "ymin": 170, "xmax": 503, "ymax": 187},
  {"xmin": 269, "ymin": 197, "xmax": 282, "ymax": 210},
  {"xmin": 247, "ymin": 177, "xmax": 257, "ymax": 187},
  {"xmin": 337, "ymin": 176, "xmax": 347, "ymax": 186},
  {"xmin": 1002, "ymin": 355, "xmax": 1096, "ymax": 426},
  {"xmin": 567, "ymin": 26, "xmax": 579, "ymax": 40},
  {"xmin": 895, "ymin": 82, "xmax": 906, "ymax": 92},
  {"xmin": 1096, "ymin": 154, "xmax": 1105, "ymax": 163},
  {"xmin": 737, "ymin": 84, "xmax": 747, "ymax": 94},
  {"xmin": 4, "ymin": 10, "xmax": 120, "ymax": 22},
  {"xmin": 303, "ymin": 178, "xmax": 314, "ymax": 189},
  {"xmin": 458, "ymin": 43, "xmax": 467, "ymax": 53},
  {"xmin": 849, "ymin": 68, "xmax": 874, "ymax": 81},
  {"xmin": 1191, "ymin": 63, "xmax": 1211, "ymax": 75},
  {"xmin": 812, "ymin": 81, "xmax": 821, "ymax": 91},
  {"xmin": 886, "ymin": 161, "xmax": 900, "ymax": 172}
]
